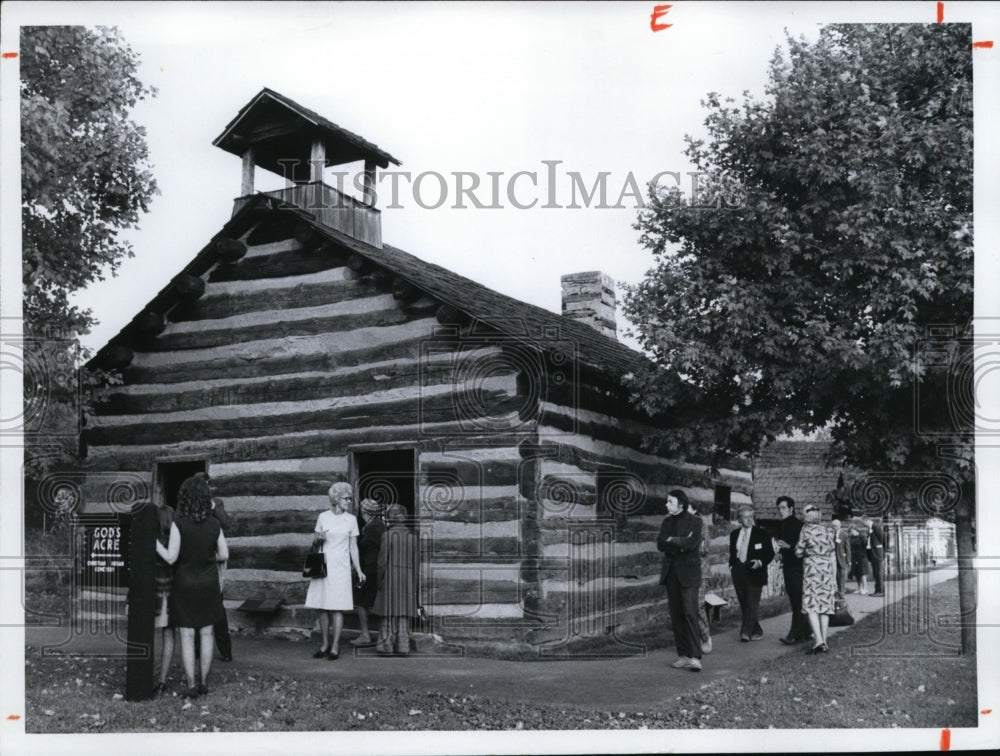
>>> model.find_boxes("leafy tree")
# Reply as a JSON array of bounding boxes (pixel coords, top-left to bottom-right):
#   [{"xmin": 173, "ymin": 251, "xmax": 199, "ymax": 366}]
[
  {"xmin": 20, "ymin": 26, "xmax": 156, "ymax": 483},
  {"xmin": 623, "ymin": 24, "xmax": 975, "ymax": 652}
]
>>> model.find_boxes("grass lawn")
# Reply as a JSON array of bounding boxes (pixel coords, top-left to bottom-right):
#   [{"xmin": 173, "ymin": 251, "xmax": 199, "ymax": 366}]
[{"xmin": 23, "ymin": 577, "xmax": 976, "ymax": 732}]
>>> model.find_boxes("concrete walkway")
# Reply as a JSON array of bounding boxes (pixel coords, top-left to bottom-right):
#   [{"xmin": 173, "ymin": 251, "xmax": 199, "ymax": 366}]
[{"xmin": 25, "ymin": 566, "xmax": 958, "ymax": 712}]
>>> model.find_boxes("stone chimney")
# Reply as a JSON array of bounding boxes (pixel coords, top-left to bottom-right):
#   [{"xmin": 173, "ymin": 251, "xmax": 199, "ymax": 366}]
[{"xmin": 561, "ymin": 271, "xmax": 617, "ymax": 339}]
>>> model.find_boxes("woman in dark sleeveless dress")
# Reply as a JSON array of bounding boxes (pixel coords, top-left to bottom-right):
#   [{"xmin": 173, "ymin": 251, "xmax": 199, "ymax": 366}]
[
  {"xmin": 351, "ymin": 498, "xmax": 386, "ymax": 647},
  {"xmin": 170, "ymin": 474, "xmax": 229, "ymax": 698}
]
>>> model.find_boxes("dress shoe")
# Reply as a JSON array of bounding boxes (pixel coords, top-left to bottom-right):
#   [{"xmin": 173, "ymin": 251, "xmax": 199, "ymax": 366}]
[
  {"xmin": 700, "ymin": 638, "xmax": 713, "ymax": 654},
  {"xmin": 671, "ymin": 656, "xmax": 692, "ymax": 668},
  {"xmin": 219, "ymin": 654, "xmax": 232, "ymax": 662},
  {"xmin": 740, "ymin": 634, "xmax": 750, "ymax": 642},
  {"xmin": 683, "ymin": 658, "xmax": 702, "ymax": 672},
  {"xmin": 326, "ymin": 648, "xmax": 339, "ymax": 661},
  {"xmin": 779, "ymin": 635, "xmax": 799, "ymax": 645},
  {"xmin": 312, "ymin": 647, "xmax": 330, "ymax": 659},
  {"xmin": 181, "ymin": 687, "xmax": 199, "ymax": 699},
  {"xmin": 350, "ymin": 634, "xmax": 374, "ymax": 647},
  {"xmin": 872, "ymin": 592, "xmax": 885, "ymax": 597},
  {"xmin": 750, "ymin": 633, "xmax": 764, "ymax": 641},
  {"xmin": 197, "ymin": 683, "xmax": 209, "ymax": 696}
]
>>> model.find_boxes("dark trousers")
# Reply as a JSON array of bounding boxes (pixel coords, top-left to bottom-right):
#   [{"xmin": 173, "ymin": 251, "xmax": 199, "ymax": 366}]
[
  {"xmin": 782, "ymin": 565, "xmax": 810, "ymax": 639},
  {"xmin": 665, "ymin": 569, "xmax": 701, "ymax": 660},
  {"xmin": 867, "ymin": 550, "xmax": 883, "ymax": 594},
  {"xmin": 835, "ymin": 562, "xmax": 848, "ymax": 597},
  {"xmin": 214, "ymin": 616, "xmax": 231, "ymax": 658},
  {"xmin": 731, "ymin": 562, "xmax": 763, "ymax": 638}
]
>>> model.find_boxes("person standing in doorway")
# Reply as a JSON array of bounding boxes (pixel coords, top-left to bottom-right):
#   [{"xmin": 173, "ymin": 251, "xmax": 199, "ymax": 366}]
[
  {"xmin": 351, "ymin": 498, "xmax": 386, "ymax": 647},
  {"xmin": 373, "ymin": 504, "xmax": 420, "ymax": 656},
  {"xmin": 153, "ymin": 499, "xmax": 180, "ymax": 696},
  {"xmin": 729, "ymin": 505, "xmax": 774, "ymax": 642},
  {"xmin": 656, "ymin": 489, "xmax": 704, "ymax": 672},
  {"xmin": 774, "ymin": 496, "xmax": 811, "ymax": 645}
]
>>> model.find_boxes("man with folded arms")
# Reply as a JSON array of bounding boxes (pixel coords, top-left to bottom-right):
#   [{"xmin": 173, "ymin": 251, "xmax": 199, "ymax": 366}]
[
  {"xmin": 729, "ymin": 505, "xmax": 774, "ymax": 642},
  {"xmin": 656, "ymin": 489, "xmax": 704, "ymax": 672}
]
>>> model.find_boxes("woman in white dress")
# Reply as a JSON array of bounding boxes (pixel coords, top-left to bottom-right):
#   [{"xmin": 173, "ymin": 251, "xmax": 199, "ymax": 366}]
[{"xmin": 305, "ymin": 482, "xmax": 365, "ymax": 659}]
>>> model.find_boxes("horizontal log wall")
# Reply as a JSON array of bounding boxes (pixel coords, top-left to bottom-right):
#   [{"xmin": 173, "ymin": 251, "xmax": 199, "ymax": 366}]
[
  {"xmin": 83, "ymin": 212, "xmax": 750, "ymax": 643},
  {"xmin": 85, "ymin": 217, "xmax": 539, "ymax": 618},
  {"xmin": 521, "ymin": 393, "xmax": 752, "ymax": 631},
  {"xmin": 416, "ymin": 447, "xmax": 527, "ymax": 614}
]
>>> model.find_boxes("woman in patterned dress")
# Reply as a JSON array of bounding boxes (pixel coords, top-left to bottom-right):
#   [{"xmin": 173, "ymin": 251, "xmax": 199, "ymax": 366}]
[
  {"xmin": 305, "ymin": 482, "xmax": 365, "ymax": 660},
  {"xmin": 794, "ymin": 504, "xmax": 837, "ymax": 654}
]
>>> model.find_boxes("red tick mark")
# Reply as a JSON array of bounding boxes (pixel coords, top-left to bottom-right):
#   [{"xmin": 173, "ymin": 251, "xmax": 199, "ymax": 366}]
[
  {"xmin": 973, "ymin": 41, "xmax": 994, "ymax": 48},
  {"xmin": 940, "ymin": 728, "xmax": 951, "ymax": 750},
  {"xmin": 2, "ymin": 52, "xmax": 18, "ymax": 59},
  {"xmin": 6, "ymin": 714, "xmax": 20, "ymax": 721},
  {"xmin": 650, "ymin": 4, "xmax": 672, "ymax": 32},
  {"xmin": 937, "ymin": 2, "xmax": 944, "ymax": 23}
]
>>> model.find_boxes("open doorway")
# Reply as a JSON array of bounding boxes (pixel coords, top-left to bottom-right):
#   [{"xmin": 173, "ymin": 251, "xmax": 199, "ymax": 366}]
[
  {"xmin": 152, "ymin": 458, "xmax": 208, "ymax": 511},
  {"xmin": 351, "ymin": 447, "xmax": 416, "ymax": 516}
]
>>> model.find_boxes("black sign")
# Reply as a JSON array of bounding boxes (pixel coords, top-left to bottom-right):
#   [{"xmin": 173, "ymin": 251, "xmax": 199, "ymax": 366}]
[{"xmin": 77, "ymin": 513, "xmax": 131, "ymax": 588}]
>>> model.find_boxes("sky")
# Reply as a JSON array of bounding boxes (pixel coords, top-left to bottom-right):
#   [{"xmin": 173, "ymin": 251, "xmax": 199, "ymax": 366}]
[
  {"xmin": 3, "ymin": 2, "xmax": 1000, "ymax": 754},
  {"xmin": 8, "ymin": 0, "xmax": 982, "ymax": 354}
]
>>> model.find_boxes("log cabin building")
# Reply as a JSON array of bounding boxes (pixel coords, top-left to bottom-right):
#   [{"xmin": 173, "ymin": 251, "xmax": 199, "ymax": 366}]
[{"xmin": 81, "ymin": 89, "xmax": 752, "ymax": 655}]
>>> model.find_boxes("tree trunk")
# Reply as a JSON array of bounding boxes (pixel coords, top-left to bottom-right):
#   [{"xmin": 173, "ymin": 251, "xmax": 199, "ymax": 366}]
[{"xmin": 955, "ymin": 483, "xmax": 976, "ymax": 655}]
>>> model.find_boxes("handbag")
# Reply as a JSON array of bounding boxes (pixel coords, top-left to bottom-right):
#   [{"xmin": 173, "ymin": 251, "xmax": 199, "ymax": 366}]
[
  {"xmin": 829, "ymin": 595, "xmax": 855, "ymax": 627},
  {"xmin": 302, "ymin": 544, "xmax": 327, "ymax": 579}
]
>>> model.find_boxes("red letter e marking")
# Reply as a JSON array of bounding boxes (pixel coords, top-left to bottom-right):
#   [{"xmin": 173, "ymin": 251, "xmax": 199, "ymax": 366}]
[{"xmin": 651, "ymin": 4, "xmax": 672, "ymax": 32}]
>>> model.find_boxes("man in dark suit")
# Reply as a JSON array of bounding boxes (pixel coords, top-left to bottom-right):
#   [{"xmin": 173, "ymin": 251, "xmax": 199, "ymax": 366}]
[
  {"xmin": 729, "ymin": 505, "xmax": 774, "ymax": 642},
  {"xmin": 863, "ymin": 515, "xmax": 885, "ymax": 597},
  {"xmin": 657, "ymin": 489, "xmax": 704, "ymax": 672},
  {"xmin": 832, "ymin": 518, "xmax": 852, "ymax": 597},
  {"xmin": 774, "ymin": 495, "xmax": 811, "ymax": 644}
]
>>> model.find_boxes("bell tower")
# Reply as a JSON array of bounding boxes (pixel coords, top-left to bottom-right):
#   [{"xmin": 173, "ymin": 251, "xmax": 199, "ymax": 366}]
[{"xmin": 213, "ymin": 88, "xmax": 401, "ymax": 247}]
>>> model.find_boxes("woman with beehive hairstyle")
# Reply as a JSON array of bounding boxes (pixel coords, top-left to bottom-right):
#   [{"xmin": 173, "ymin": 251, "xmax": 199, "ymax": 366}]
[{"xmin": 305, "ymin": 482, "xmax": 365, "ymax": 660}]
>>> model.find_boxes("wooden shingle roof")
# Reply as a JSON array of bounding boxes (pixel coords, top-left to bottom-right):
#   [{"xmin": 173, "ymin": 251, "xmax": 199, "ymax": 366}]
[
  {"xmin": 88, "ymin": 195, "xmax": 647, "ymax": 387},
  {"xmin": 213, "ymin": 88, "xmax": 402, "ymax": 174},
  {"xmin": 300, "ymin": 207, "xmax": 649, "ymax": 382}
]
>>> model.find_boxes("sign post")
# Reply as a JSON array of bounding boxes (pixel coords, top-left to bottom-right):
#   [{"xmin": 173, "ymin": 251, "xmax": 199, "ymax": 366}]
[{"xmin": 125, "ymin": 503, "xmax": 156, "ymax": 701}]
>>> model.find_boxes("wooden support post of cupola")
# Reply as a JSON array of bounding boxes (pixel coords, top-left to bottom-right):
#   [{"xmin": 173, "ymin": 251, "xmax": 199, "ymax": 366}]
[
  {"xmin": 363, "ymin": 158, "xmax": 377, "ymax": 206},
  {"xmin": 241, "ymin": 147, "xmax": 255, "ymax": 196},
  {"xmin": 310, "ymin": 138, "xmax": 326, "ymax": 184}
]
